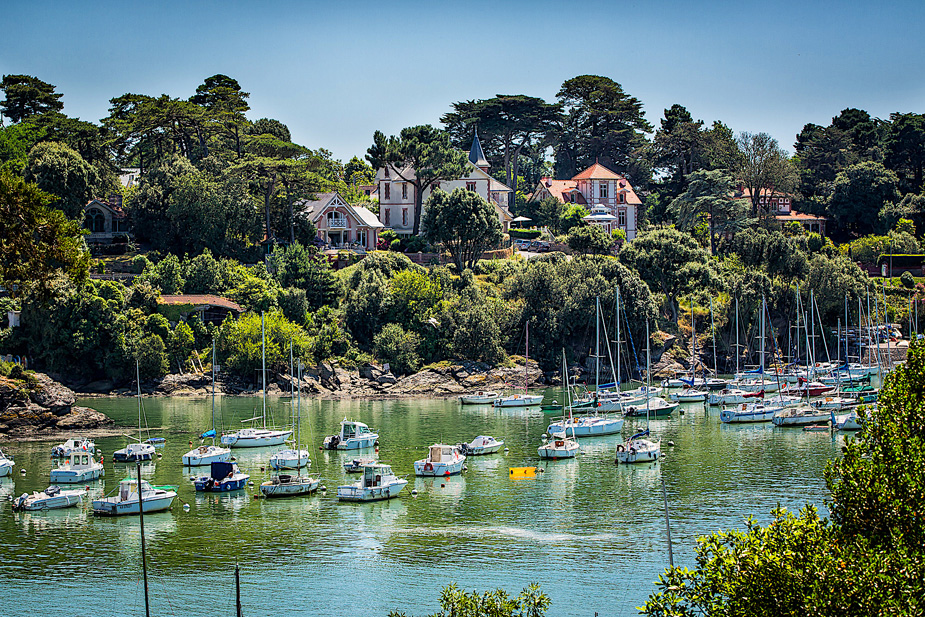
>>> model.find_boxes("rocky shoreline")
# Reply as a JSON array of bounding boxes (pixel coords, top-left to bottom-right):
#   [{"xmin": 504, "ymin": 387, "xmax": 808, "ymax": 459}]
[{"xmin": 0, "ymin": 373, "xmax": 113, "ymax": 440}]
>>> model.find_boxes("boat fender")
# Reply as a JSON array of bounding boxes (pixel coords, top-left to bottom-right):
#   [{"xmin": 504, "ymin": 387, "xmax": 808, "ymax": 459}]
[
  {"xmin": 616, "ymin": 444, "xmax": 625, "ymax": 453},
  {"xmin": 629, "ymin": 448, "xmax": 637, "ymax": 456}
]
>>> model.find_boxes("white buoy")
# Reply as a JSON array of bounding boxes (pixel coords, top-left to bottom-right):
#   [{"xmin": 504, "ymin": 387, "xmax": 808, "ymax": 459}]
[
  {"xmin": 503, "ymin": 447, "xmax": 509, "ymax": 452},
  {"xmin": 248, "ymin": 481, "xmax": 255, "ymax": 486},
  {"xmin": 537, "ymin": 467, "xmax": 545, "ymax": 473},
  {"xmin": 411, "ymin": 489, "xmax": 418, "ymax": 496},
  {"xmin": 541, "ymin": 433, "xmax": 548, "ymax": 440},
  {"xmin": 183, "ymin": 503, "xmax": 191, "ymax": 512},
  {"xmin": 320, "ymin": 485, "xmax": 326, "ymax": 492},
  {"xmin": 189, "ymin": 475, "xmax": 196, "ymax": 481}
]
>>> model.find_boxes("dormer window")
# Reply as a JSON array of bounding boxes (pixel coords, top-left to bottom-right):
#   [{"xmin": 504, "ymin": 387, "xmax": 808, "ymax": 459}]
[{"xmin": 599, "ymin": 184, "xmax": 608, "ymax": 199}]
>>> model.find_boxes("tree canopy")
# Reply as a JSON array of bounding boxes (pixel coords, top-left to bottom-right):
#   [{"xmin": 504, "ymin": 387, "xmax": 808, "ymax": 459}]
[{"xmin": 422, "ymin": 188, "xmax": 503, "ymax": 272}]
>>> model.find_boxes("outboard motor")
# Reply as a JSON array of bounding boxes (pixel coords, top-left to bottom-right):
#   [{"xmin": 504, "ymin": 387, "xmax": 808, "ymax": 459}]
[{"xmin": 13, "ymin": 494, "xmax": 27, "ymax": 512}]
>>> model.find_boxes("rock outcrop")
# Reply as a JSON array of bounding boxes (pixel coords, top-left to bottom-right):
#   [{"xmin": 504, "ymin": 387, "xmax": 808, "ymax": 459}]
[{"xmin": 0, "ymin": 373, "xmax": 112, "ymax": 438}]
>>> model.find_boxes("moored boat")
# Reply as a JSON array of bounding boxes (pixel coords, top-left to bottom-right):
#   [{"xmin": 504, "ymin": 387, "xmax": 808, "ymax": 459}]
[
  {"xmin": 668, "ymin": 387, "xmax": 708, "ymax": 403},
  {"xmin": 50, "ymin": 452, "xmax": 104, "ymax": 484},
  {"xmin": 0, "ymin": 448, "xmax": 14, "ymax": 477},
  {"xmin": 623, "ymin": 397, "xmax": 678, "ymax": 417},
  {"xmin": 51, "ymin": 438, "xmax": 95, "ymax": 458},
  {"xmin": 708, "ymin": 388, "xmax": 764, "ymax": 406},
  {"xmin": 193, "ymin": 461, "xmax": 249, "ymax": 492},
  {"xmin": 457, "ymin": 436, "xmax": 504, "ymax": 456},
  {"xmin": 720, "ymin": 402, "xmax": 781, "ymax": 424},
  {"xmin": 337, "ymin": 464, "xmax": 407, "ymax": 502},
  {"xmin": 269, "ymin": 447, "xmax": 312, "ymax": 470},
  {"xmin": 493, "ymin": 393, "xmax": 544, "ymax": 407},
  {"xmin": 259, "ymin": 473, "xmax": 320, "ymax": 498},
  {"xmin": 414, "ymin": 444, "xmax": 466, "ymax": 476},
  {"xmin": 343, "ymin": 457, "xmax": 378, "ymax": 472},
  {"xmin": 322, "ymin": 419, "xmax": 379, "ymax": 450},
  {"xmin": 113, "ymin": 442, "xmax": 156, "ymax": 463},
  {"xmin": 772, "ymin": 406, "xmax": 831, "ymax": 427},
  {"xmin": 547, "ymin": 415, "xmax": 623, "ymax": 437},
  {"xmin": 93, "ymin": 478, "xmax": 176, "ymax": 515},
  {"xmin": 459, "ymin": 391, "xmax": 499, "ymax": 405},
  {"xmin": 182, "ymin": 444, "xmax": 232, "ymax": 466},
  {"xmin": 12, "ymin": 486, "xmax": 84, "ymax": 511}
]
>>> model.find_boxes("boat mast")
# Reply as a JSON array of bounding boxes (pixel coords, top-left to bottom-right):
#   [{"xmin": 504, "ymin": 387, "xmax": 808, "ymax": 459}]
[
  {"xmin": 297, "ymin": 357, "xmax": 302, "ymax": 468},
  {"xmin": 136, "ymin": 359, "xmax": 142, "ymax": 444},
  {"xmin": 211, "ymin": 339, "xmax": 216, "ymax": 441},
  {"xmin": 262, "ymin": 312, "xmax": 266, "ymax": 429},
  {"xmin": 759, "ymin": 296, "xmax": 766, "ymax": 377},
  {"xmin": 690, "ymin": 299, "xmax": 696, "ymax": 382},
  {"xmin": 235, "ymin": 563, "xmax": 243, "ymax": 617},
  {"xmin": 524, "ymin": 321, "xmax": 529, "ymax": 393},
  {"xmin": 137, "ymin": 461, "xmax": 150, "ymax": 617},
  {"xmin": 735, "ymin": 297, "xmax": 740, "ymax": 375},
  {"xmin": 645, "ymin": 320, "xmax": 651, "ymax": 429},
  {"xmin": 616, "ymin": 286, "xmax": 622, "ymax": 387},
  {"xmin": 710, "ymin": 297, "xmax": 717, "ymax": 380},
  {"xmin": 595, "ymin": 296, "xmax": 601, "ymax": 392}
]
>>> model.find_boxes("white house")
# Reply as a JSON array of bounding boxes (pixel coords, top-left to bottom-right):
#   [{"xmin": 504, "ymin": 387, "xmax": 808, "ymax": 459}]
[
  {"xmin": 376, "ymin": 132, "xmax": 514, "ymax": 235},
  {"xmin": 530, "ymin": 162, "xmax": 642, "ymax": 240},
  {"xmin": 295, "ymin": 192, "xmax": 383, "ymax": 251}
]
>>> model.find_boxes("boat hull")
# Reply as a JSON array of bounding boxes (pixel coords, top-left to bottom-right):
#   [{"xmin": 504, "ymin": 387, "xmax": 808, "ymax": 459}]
[
  {"xmin": 720, "ymin": 407, "xmax": 779, "ymax": 423},
  {"xmin": 50, "ymin": 467, "xmax": 104, "ymax": 484},
  {"xmin": 414, "ymin": 459, "xmax": 465, "ymax": 476},
  {"xmin": 194, "ymin": 474, "xmax": 249, "ymax": 491},
  {"xmin": 324, "ymin": 434, "xmax": 379, "ymax": 450},
  {"xmin": 269, "ymin": 449, "xmax": 312, "ymax": 470},
  {"xmin": 259, "ymin": 476, "xmax": 320, "ymax": 498},
  {"xmin": 459, "ymin": 393, "xmax": 498, "ymax": 404},
  {"xmin": 537, "ymin": 441, "xmax": 579, "ymax": 459},
  {"xmin": 337, "ymin": 479, "xmax": 408, "ymax": 502},
  {"xmin": 772, "ymin": 410, "xmax": 831, "ymax": 426},
  {"xmin": 614, "ymin": 440, "xmax": 661, "ymax": 464},
  {"xmin": 221, "ymin": 430, "xmax": 292, "ymax": 448},
  {"xmin": 14, "ymin": 491, "xmax": 83, "ymax": 511},
  {"xmin": 493, "ymin": 394, "xmax": 544, "ymax": 407},
  {"xmin": 181, "ymin": 446, "xmax": 232, "ymax": 466},
  {"xmin": 547, "ymin": 417, "xmax": 624, "ymax": 437},
  {"xmin": 92, "ymin": 493, "xmax": 175, "ymax": 516}
]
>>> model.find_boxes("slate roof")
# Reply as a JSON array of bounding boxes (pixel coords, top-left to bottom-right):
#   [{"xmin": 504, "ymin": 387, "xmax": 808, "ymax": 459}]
[{"xmin": 469, "ymin": 130, "xmax": 490, "ymax": 168}]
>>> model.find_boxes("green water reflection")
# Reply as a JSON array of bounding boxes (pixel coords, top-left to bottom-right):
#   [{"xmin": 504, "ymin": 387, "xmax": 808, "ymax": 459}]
[{"xmin": 0, "ymin": 394, "xmax": 844, "ymax": 616}]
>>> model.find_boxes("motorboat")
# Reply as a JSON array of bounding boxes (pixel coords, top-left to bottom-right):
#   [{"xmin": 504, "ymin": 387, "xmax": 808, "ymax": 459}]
[
  {"xmin": 259, "ymin": 473, "xmax": 320, "ymax": 498},
  {"xmin": 50, "ymin": 452, "xmax": 104, "ymax": 484},
  {"xmin": 732, "ymin": 379, "xmax": 781, "ymax": 393},
  {"xmin": 493, "ymin": 393, "xmax": 544, "ymax": 407},
  {"xmin": 668, "ymin": 387, "xmax": 708, "ymax": 403},
  {"xmin": 603, "ymin": 385, "xmax": 662, "ymax": 406},
  {"xmin": 12, "ymin": 486, "xmax": 84, "ymax": 511},
  {"xmin": 782, "ymin": 380, "xmax": 835, "ymax": 398},
  {"xmin": 0, "ymin": 448, "xmax": 14, "ymax": 477},
  {"xmin": 772, "ymin": 406, "xmax": 831, "ymax": 427},
  {"xmin": 663, "ymin": 376, "xmax": 726, "ymax": 391},
  {"xmin": 193, "ymin": 461, "xmax": 249, "ymax": 492},
  {"xmin": 457, "ymin": 436, "xmax": 505, "ymax": 455},
  {"xmin": 414, "ymin": 444, "xmax": 466, "ymax": 476},
  {"xmin": 537, "ymin": 432, "xmax": 580, "ymax": 459},
  {"xmin": 51, "ymin": 438, "xmax": 95, "ymax": 458},
  {"xmin": 182, "ymin": 444, "xmax": 232, "ymax": 466},
  {"xmin": 323, "ymin": 419, "xmax": 379, "ymax": 450},
  {"xmin": 623, "ymin": 397, "xmax": 679, "ymax": 417},
  {"xmin": 707, "ymin": 388, "xmax": 764, "ymax": 406},
  {"xmin": 113, "ymin": 442, "xmax": 156, "ymax": 463},
  {"xmin": 93, "ymin": 478, "xmax": 176, "ymax": 515},
  {"xmin": 343, "ymin": 457, "xmax": 378, "ymax": 473},
  {"xmin": 269, "ymin": 447, "xmax": 312, "ymax": 470},
  {"xmin": 221, "ymin": 426, "xmax": 293, "ymax": 448},
  {"xmin": 459, "ymin": 391, "xmax": 499, "ymax": 405},
  {"xmin": 720, "ymin": 402, "xmax": 782, "ymax": 424},
  {"xmin": 546, "ymin": 415, "xmax": 623, "ymax": 437},
  {"xmin": 337, "ymin": 464, "xmax": 407, "ymax": 502},
  {"xmin": 614, "ymin": 429, "xmax": 661, "ymax": 464}
]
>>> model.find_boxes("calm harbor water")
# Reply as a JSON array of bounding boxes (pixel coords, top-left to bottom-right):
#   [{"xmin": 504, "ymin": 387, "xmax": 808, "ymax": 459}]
[{"xmin": 0, "ymin": 393, "xmax": 845, "ymax": 616}]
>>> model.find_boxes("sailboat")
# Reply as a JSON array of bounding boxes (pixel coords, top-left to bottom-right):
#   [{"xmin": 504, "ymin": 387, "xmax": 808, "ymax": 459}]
[
  {"xmin": 538, "ymin": 351, "xmax": 580, "ymax": 459},
  {"xmin": 260, "ymin": 356, "xmax": 320, "ymax": 498},
  {"xmin": 494, "ymin": 321, "xmax": 544, "ymax": 407},
  {"xmin": 547, "ymin": 298, "xmax": 624, "ymax": 436},
  {"xmin": 182, "ymin": 340, "xmax": 232, "ymax": 466},
  {"xmin": 668, "ymin": 301, "xmax": 709, "ymax": 402},
  {"xmin": 221, "ymin": 313, "xmax": 293, "ymax": 448},
  {"xmin": 269, "ymin": 344, "xmax": 312, "ymax": 470},
  {"xmin": 616, "ymin": 321, "xmax": 661, "ymax": 464},
  {"xmin": 113, "ymin": 361, "xmax": 156, "ymax": 463}
]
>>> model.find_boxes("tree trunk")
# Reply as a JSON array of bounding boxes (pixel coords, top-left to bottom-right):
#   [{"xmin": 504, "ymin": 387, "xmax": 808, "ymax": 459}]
[{"xmin": 235, "ymin": 125, "xmax": 241, "ymax": 159}]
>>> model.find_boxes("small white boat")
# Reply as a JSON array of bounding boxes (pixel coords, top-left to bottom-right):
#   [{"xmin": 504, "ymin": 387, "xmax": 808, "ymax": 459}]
[
  {"xmin": 614, "ymin": 431, "xmax": 661, "ymax": 464},
  {"xmin": 493, "ymin": 393, "xmax": 544, "ymax": 407},
  {"xmin": 337, "ymin": 464, "xmax": 407, "ymax": 502},
  {"xmin": 720, "ymin": 402, "xmax": 782, "ymax": 424},
  {"xmin": 0, "ymin": 448, "xmax": 14, "ymax": 477},
  {"xmin": 221, "ymin": 427, "xmax": 293, "ymax": 448},
  {"xmin": 547, "ymin": 415, "xmax": 623, "ymax": 437},
  {"xmin": 181, "ymin": 444, "xmax": 232, "ymax": 466},
  {"xmin": 414, "ymin": 444, "xmax": 466, "ymax": 476},
  {"xmin": 259, "ymin": 473, "xmax": 320, "ymax": 498},
  {"xmin": 12, "ymin": 486, "xmax": 84, "ymax": 511},
  {"xmin": 707, "ymin": 389, "xmax": 764, "ymax": 406},
  {"xmin": 51, "ymin": 438, "xmax": 95, "ymax": 458},
  {"xmin": 811, "ymin": 396, "xmax": 855, "ymax": 411},
  {"xmin": 343, "ymin": 457, "xmax": 378, "ymax": 473},
  {"xmin": 602, "ymin": 385, "xmax": 662, "ymax": 406},
  {"xmin": 269, "ymin": 448, "xmax": 312, "ymax": 470},
  {"xmin": 732, "ymin": 379, "xmax": 781, "ymax": 393},
  {"xmin": 538, "ymin": 433, "xmax": 580, "ymax": 459},
  {"xmin": 50, "ymin": 452, "xmax": 104, "ymax": 484},
  {"xmin": 193, "ymin": 461, "xmax": 249, "ymax": 491},
  {"xmin": 772, "ymin": 406, "xmax": 831, "ymax": 427},
  {"xmin": 322, "ymin": 419, "xmax": 378, "ymax": 450},
  {"xmin": 623, "ymin": 397, "xmax": 679, "ymax": 417},
  {"xmin": 668, "ymin": 387, "xmax": 708, "ymax": 403},
  {"xmin": 459, "ymin": 391, "xmax": 499, "ymax": 405},
  {"xmin": 831, "ymin": 408, "xmax": 866, "ymax": 431},
  {"xmin": 457, "ymin": 436, "xmax": 505, "ymax": 456},
  {"xmin": 113, "ymin": 442, "xmax": 156, "ymax": 463},
  {"xmin": 93, "ymin": 478, "xmax": 176, "ymax": 515}
]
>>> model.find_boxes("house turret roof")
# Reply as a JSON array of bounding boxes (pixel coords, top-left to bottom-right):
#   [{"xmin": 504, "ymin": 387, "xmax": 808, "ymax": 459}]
[{"xmin": 469, "ymin": 129, "xmax": 490, "ymax": 169}]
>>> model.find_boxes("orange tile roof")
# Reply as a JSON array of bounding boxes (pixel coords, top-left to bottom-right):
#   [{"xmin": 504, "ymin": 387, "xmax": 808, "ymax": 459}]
[
  {"xmin": 775, "ymin": 210, "xmax": 827, "ymax": 222},
  {"xmin": 571, "ymin": 162, "xmax": 623, "ymax": 181},
  {"xmin": 158, "ymin": 295, "xmax": 243, "ymax": 313}
]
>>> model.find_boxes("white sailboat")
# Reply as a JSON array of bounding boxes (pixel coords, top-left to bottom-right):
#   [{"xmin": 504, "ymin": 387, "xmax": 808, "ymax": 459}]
[
  {"xmin": 0, "ymin": 448, "xmax": 14, "ymax": 477},
  {"xmin": 221, "ymin": 313, "xmax": 293, "ymax": 448},
  {"xmin": 182, "ymin": 341, "xmax": 231, "ymax": 466},
  {"xmin": 261, "ymin": 356, "xmax": 320, "ymax": 498},
  {"xmin": 538, "ymin": 351, "xmax": 580, "ymax": 460},
  {"xmin": 113, "ymin": 361, "xmax": 156, "ymax": 463},
  {"xmin": 494, "ymin": 321, "xmax": 544, "ymax": 407},
  {"xmin": 616, "ymin": 321, "xmax": 661, "ymax": 464}
]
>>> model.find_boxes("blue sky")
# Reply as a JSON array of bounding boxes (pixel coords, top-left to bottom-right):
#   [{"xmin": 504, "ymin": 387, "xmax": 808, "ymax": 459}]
[{"xmin": 3, "ymin": 0, "xmax": 924, "ymax": 164}]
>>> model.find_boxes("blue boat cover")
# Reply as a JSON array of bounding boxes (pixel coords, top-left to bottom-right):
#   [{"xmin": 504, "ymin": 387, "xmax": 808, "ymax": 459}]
[
  {"xmin": 629, "ymin": 429, "xmax": 650, "ymax": 441},
  {"xmin": 211, "ymin": 461, "xmax": 234, "ymax": 480},
  {"xmin": 200, "ymin": 429, "xmax": 217, "ymax": 439}
]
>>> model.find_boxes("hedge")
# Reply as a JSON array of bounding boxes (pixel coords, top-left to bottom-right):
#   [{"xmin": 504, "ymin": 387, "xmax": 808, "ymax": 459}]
[
  {"xmin": 876, "ymin": 254, "xmax": 925, "ymax": 268},
  {"xmin": 509, "ymin": 228, "xmax": 542, "ymax": 240}
]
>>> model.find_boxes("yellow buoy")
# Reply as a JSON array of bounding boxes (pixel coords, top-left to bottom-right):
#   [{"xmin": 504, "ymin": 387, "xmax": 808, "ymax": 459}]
[{"xmin": 509, "ymin": 467, "xmax": 537, "ymax": 477}]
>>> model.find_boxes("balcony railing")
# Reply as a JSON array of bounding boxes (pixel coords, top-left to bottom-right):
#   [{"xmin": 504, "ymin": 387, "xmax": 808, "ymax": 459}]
[{"xmin": 328, "ymin": 218, "xmax": 348, "ymax": 229}]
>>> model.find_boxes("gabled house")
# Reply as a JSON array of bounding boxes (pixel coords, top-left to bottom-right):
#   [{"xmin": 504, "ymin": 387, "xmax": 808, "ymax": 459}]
[
  {"xmin": 733, "ymin": 188, "xmax": 827, "ymax": 235},
  {"xmin": 375, "ymin": 131, "xmax": 514, "ymax": 236},
  {"xmin": 83, "ymin": 198, "xmax": 130, "ymax": 244},
  {"xmin": 530, "ymin": 162, "xmax": 642, "ymax": 240},
  {"xmin": 295, "ymin": 192, "xmax": 383, "ymax": 250}
]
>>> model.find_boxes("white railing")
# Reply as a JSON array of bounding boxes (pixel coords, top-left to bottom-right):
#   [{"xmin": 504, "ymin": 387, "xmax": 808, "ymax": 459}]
[{"xmin": 328, "ymin": 218, "xmax": 348, "ymax": 229}]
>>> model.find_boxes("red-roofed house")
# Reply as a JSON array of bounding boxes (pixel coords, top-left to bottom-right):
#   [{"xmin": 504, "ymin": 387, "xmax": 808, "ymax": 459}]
[
  {"xmin": 294, "ymin": 192, "xmax": 383, "ymax": 250},
  {"xmin": 733, "ymin": 188, "xmax": 827, "ymax": 235},
  {"xmin": 157, "ymin": 295, "xmax": 243, "ymax": 325},
  {"xmin": 530, "ymin": 162, "xmax": 642, "ymax": 240}
]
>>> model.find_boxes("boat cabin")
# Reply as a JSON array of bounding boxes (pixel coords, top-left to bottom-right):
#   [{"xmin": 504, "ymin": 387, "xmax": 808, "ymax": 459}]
[
  {"xmin": 342, "ymin": 420, "xmax": 372, "ymax": 439},
  {"xmin": 363, "ymin": 464, "xmax": 393, "ymax": 488},
  {"xmin": 63, "ymin": 453, "xmax": 95, "ymax": 468},
  {"xmin": 119, "ymin": 479, "xmax": 152, "ymax": 500},
  {"xmin": 428, "ymin": 445, "xmax": 456, "ymax": 462}
]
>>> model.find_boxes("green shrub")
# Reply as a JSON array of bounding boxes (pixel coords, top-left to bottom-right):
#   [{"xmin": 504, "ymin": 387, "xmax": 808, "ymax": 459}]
[
  {"xmin": 373, "ymin": 323, "xmax": 421, "ymax": 375},
  {"xmin": 901, "ymin": 271, "xmax": 915, "ymax": 288},
  {"xmin": 509, "ymin": 228, "xmax": 542, "ymax": 240}
]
